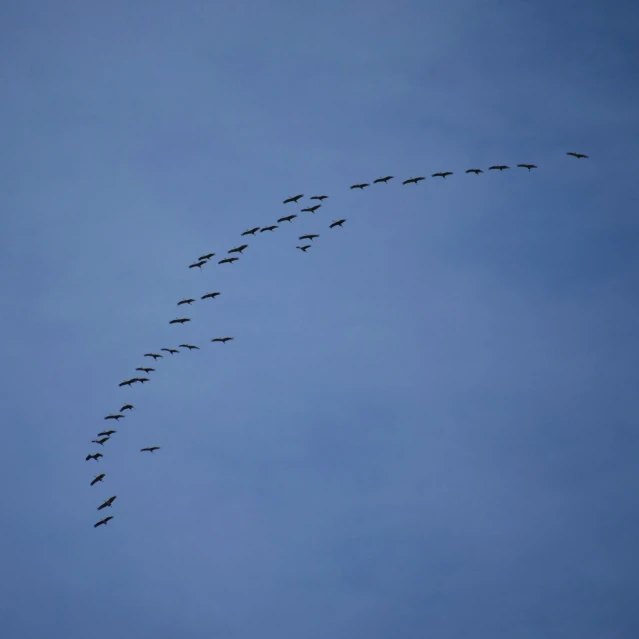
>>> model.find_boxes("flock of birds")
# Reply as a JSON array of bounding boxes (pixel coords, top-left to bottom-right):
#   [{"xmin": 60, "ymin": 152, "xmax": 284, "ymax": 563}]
[{"xmin": 87, "ymin": 151, "xmax": 590, "ymax": 529}]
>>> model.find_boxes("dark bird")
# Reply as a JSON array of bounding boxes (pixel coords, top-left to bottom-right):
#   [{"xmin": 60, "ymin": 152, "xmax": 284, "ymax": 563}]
[
  {"xmin": 432, "ymin": 171, "xmax": 453, "ymax": 178},
  {"xmin": 177, "ymin": 298, "xmax": 195, "ymax": 306},
  {"xmin": 90, "ymin": 474, "xmax": 106, "ymax": 486},
  {"xmin": 118, "ymin": 379, "xmax": 134, "ymax": 387},
  {"xmin": 169, "ymin": 318, "xmax": 191, "ymax": 325},
  {"xmin": 350, "ymin": 183, "xmax": 370, "ymax": 190},
  {"xmin": 94, "ymin": 515, "xmax": 113, "ymax": 528},
  {"xmin": 144, "ymin": 353, "xmax": 163, "ymax": 360},
  {"xmin": 141, "ymin": 446, "xmax": 160, "ymax": 453},
  {"xmin": 260, "ymin": 225, "xmax": 278, "ymax": 232},
  {"xmin": 201, "ymin": 292, "xmax": 221, "ymax": 300},
  {"xmin": 567, "ymin": 152, "xmax": 588, "ymax": 159},
  {"xmin": 301, "ymin": 205, "xmax": 321, "ymax": 213},
  {"xmin": 179, "ymin": 344, "xmax": 200, "ymax": 350},
  {"xmin": 134, "ymin": 377, "xmax": 150, "ymax": 384},
  {"xmin": 465, "ymin": 168, "xmax": 484, "ymax": 174},
  {"xmin": 136, "ymin": 367, "xmax": 154, "ymax": 374},
  {"xmin": 517, "ymin": 164, "xmax": 537, "ymax": 171},
  {"xmin": 161, "ymin": 348, "xmax": 179, "ymax": 355},
  {"xmin": 189, "ymin": 261, "xmax": 206, "ymax": 269},
  {"xmin": 489, "ymin": 165, "xmax": 509, "ymax": 171},
  {"xmin": 297, "ymin": 245, "xmax": 311, "ymax": 252},
  {"xmin": 310, "ymin": 195, "xmax": 328, "ymax": 201},
  {"xmin": 211, "ymin": 337, "xmax": 234, "ymax": 344},
  {"xmin": 218, "ymin": 257, "xmax": 239, "ymax": 265},
  {"xmin": 229, "ymin": 244, "xmax": 248, "ymax": 254},
  {"xmin": 98, "ymin": 430, "xmax": 116, "ymax": 437},
  {"xmin": 373, "ymin": 176, "xmax": 393, "ymax": 184},
  {"xmin": 98, "ymin": 496, "xmax": 117, "ymax": 511},
  {"xmin": 198, "ymin": 252, "xmax": 215, "ymax": 261},
  {"xmin": 329, "ymin": 219, "xmax": 346, "ymax": 229},
  {"xmin": 402, "ymin": 176, "xmax": 425, "ymax": 185},
  {"xmin": 105, "ymin": 414, "xmax": 124, "ymax": 421},
  {"xmin": 120, "ymin": 404, "xmax": 134, "ymax": 412},
  {"xmin": 283, "ymin": 194, "xmax": 304, "ymax": 204},
  {"xmin": 278, "ymin": 214, "xmax": 297, "ymax": 223},
  {"xmin": 299, "ymin": 234, "xmax": 319, "ymax": 241},
  {"xmin": 86, "ymin": 453, "xmax": 103, "ymax": 462},
  {"xmin": 92, "ymin": 437, "xmax": 110, "ymax": 446},
  {"xmin": 241, "ymin": 227, "xmax": 260, "ymax": 236}
]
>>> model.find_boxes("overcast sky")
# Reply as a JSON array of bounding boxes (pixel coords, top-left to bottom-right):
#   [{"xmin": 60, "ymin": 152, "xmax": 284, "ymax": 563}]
[{"xmin": 1, "ymin": 1, "xmax": 638, "ymax": 637}]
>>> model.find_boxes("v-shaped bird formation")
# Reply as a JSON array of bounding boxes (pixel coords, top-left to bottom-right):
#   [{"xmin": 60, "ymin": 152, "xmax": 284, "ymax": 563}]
[{"xmin": 87, "ymin": 151, "xmax": 589, "ymax": 528}]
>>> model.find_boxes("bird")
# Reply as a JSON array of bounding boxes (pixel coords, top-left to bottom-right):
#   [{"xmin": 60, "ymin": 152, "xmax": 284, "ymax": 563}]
[
  {"xmin": 402, "ymin": 176, "xmax": 425, "ymax": 185},
  {"xmin": 218, "ymin": 257, "xmax": 239, "ymax": 265},
  {"xmin": 120, "ymin": 404, "xmax": 133, "ymax": 412},
  {"xmin": 489, "ymin": 165, "xmax": 509, "ymax": 171},
  {"xmin": 198, "ymin": 252, "xmax": 215, "ymax": 261},
  {"xmin": 141, "ymin": 446, "xmax": 160, "ymax": 453},
  {"xmin": 329, "ymin": 219, "xmax": 346, "ymax": 229},
  {"xmin": 350, "ymin": 183, "xmax": 370, "ymax": 190},
  {"xmin": 228, "ymin": 244, "xmax": 248, "ymax": 254},
  {"xmin": 299, "ymin": 234, "xmax": 319, "ymax": 241},
  {"xmin": 97, "ymin": 496, "xmax": 117, "ymax": 511},
  {"xmin": 133, "ymin": 377, "xmax": 150, "ymax": 384},
  {"xmin": 179, "ymin": 344, "xmax": 200, "ymax": 350},
  {"xmin": 465, "ymin": 168, "xmax": 483, "ymax": 174},
  {"xmin": 260, "ymin": 225, "xmax": 278, "ymax": 232},
  {"xmin": 177, "ymin": 298, "xmax": 195, "ymax": 306},
  {"xmin": 278, "ymin": 214, "xmax": 297, "ymax": 223},
  {"xmin": 310, "ymin": 195, "xmax": 328, "ymax": 201},
  {"xmin": 144, "ymin": 353, "xmax": 163, "ymax": 360},
  {"xmin": 94, "ymin": 515, "xmax": 113, "ymax": 528},
  {"xmin": 92, "ymin": 437, "xmax": 110, "ymax": 446},
  {"xmin": 201, "ymin": 292, "xmax": 221, "ymax": 300},
  {"xmin": 297, "ymin": 245, "xmax": 311, "ymax": 252},
  {"xmin": 86, "ymin": 453, "xmax": 103, "ymax": 462},
  {"xmin": 301, "ymin": 205, "xmax": 321, "ymax": 213},
  {"xmin": 98, "ymin": 430, "xmax": 116, "ymax": 437},
  {"xmin": 211, "ymin": 337, "xmax": 233, "ymax": 344},
  {"xmin": 517, "ymin": 164, "xmax": 537, "ymax": 171},
  {"xmin": 118, "ymin": 379, "xmax": 135, "ymax": 387},
  {"xmin": 373, "ymin": 176, "xmax": 393, "ymax": 183},
  {"xmin": 105, "ymin": 414, "xmax": 124, "ymax": 421},
  {"xmin": 432, "ymin": 171, "xmax": 453, "ymax": 178},
  {"xmin": 169, "ymin": 318, "xmax": 191, "ymax": 325},
  {"xmin": 136, "ymin": 367, "xmax": 155, "ymax": 374},
  {"xmin": 189, "ymin": 260, "xmax": 206, "ymax": 269},
  {"xmin": 241, "ymin": 227, "xmax": 260, "ymax": 236},
  {"xmin": 567, "ymin": 152, "xmax": 588, "ymax": 159},
  {"xmin": 90, "ymin": 474, "xmax": 106, "ymax": 486},
  {"xmin": 161, "ymin": 348, "xmax": 179, "ymax": 355},
  {"xmin": 283, "ymin": 194, "xmax": 304, "ymax": 204}
]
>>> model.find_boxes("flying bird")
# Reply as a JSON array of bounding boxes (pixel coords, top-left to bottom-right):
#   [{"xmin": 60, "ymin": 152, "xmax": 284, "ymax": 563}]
[
  {"xmin": 299, "ymin": 234, "xmax": 319, "ymax": 241},
  {"xmin": 120, "ymin": 404, "xmax": 133, "ymax": 412},
  {"xmin": 133, "ymin": 377, "xmax": 150, "ymax": 384},
  {"xmin": 329, "ymin": 219, "xmax": 346, "ymax": 229},
  {"xmin": 297, "ymin": 245, "xmax": 311, "ymax": 252},
  {"xmin": 218, "ymin": 257, "xmax": 239, "ymax": 265},
  {"xmin": 310, "ymin": 195, "xmax": 328, "ymax": 201},
  {"xmin": 179, "ymin": 344, "xmax": 200, "ymax": 350},
  {"xmin": 188, "ymin": 261, "xmax": 206, "ymax": 269},
  {"xmin": 94, "ymin": 515, "xmax": 113, "ymax": 528},
  {"xmin": 86, "ymin": 453, "xmax": 103, "ymax": 462},
  {"xmin": 301, "ymin": 205, "xmax": 321, "ymax": 213},
  {"xmin": 260, "ymin": 225, "xmax": 278, "ymax": 232},
  {"xmin": 118, "ymin": 379, "xmax": 135, "ymax": 387},
  {"xmin": 144, "ymin": 353, "xmax": 163, "ymax": 360},
  {"xmin": 432, "ymin": 171, "xmax": 453, "ymax": 178},
  {"xmin": 161, "ymin": 348, "xmax": 179, "ymax": 355},
  {"xmin": 90, "ymin": 474, "xmax": 106, "ymax": 486},
  {"xmin": 91, "ymin": 437, "xmax": 110, "ymax": 446},
  {"xmin": 517, "ymin": 164, "xmax": 537, "ymax": 171},
  {"xmin": 350, "ymin": 183, "xmax": 370, "ymax": 190},
  {"xmin": 373, "ymin": 176, "xmax": 393, "ymax": 184},
  {"xmin": 98, "ymin": 430, "xmax": 116, "ymax": 437},
  {"xmin": 97, "ymin": 496, "xmax": 117, "ymax": 511},
  {"xmin": 105, "ymin": 414, "xmax": 124, "ymax": 421},
  {"xmin": 228, "ymin": 244, "xmax": 248, "ymax": 254},
  {"xmin": 141, "ymin": 446, "xmax": 160, "ymax": 453},
  {"xmin": 177, "ymin": 298, "xmax": 195, "ymax": 306},
  {"xmin": 211, "ymin": 337, "xmax": 233, "ymax": 344},
  {"xmin": 489, "ymin": 165, "xmax": 509, "ymax": 171},
  {"xmin": 198, "ymin": 252, "xmax": 215, "ymax": 261},
  {"xmin": 169, "ymin": 318, "xmax": 191, "ymax": 325},
  {"xmin": 283, "ymin": 194, "xmax": 304, "ymax": 204},
  {"xmin": 402, "ymin": 176, "xmax": 425, "ymax": 184},
  {"xmin": 241, "ymin": 227, "xmax": 260, "ymax": 236},
  {"xmin": 567, "ymin": 152, "xmax": 588, "ymax": 159},
  {"xmin": 277, "ymin": 214, "xmax": 297, "ymax": 223},
  {"xmin": 136, "ymin": 367, "xmax": 154, "ymax": 374},
  {"xmin": 201, "ymin": 292, "xmax": 221, "ymax": 300}
]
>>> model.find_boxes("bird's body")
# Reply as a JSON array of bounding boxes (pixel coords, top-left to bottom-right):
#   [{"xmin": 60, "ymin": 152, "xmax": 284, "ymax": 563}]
[
  {"xmin": 261, "ymin": 225, "xmax": 278, "ymax": 232},
  {"xmin": 189, "ymin": 261, "xmax": 206, "ymax": 269},
  {"xmin": 120, "ymin": 404, "xmax": 133, "ymax": 412},
  {"xmin": 301, "ymin": 205, "xmax": 321, "ymax": 213},
  {"xmin": 432, "ymin": 171, "xmax": 453, "ymax": 178},
  {"xmin": 402, "ymin": 176, "xmax": 425, "ymax": 185},
  {"xmin": 177, "ymin": 298, "xmax": 195, "ymax": 306},
  {"xmin": 299, "ymin": 234, "xmax": 319, "ymax": 241},
  {"xmin": 517, "ymin": 164, "xmax": 537, "ymax": 171},
  {"xmin": 179, "ymin": 344, "xmax": 200, "ymax": 350},
  {"xmin": 86, "ymin": 453, "xmax": 103, "ymax": 462},
  {"xmin": 211, "ymin": 337, "xmax": 233, "ymax": 344},
  {"xmin": 373, "ymin": 176, "xmax": 393, "ymax": 184},
  {"xmin": 329, "ymin": 219, "xmax": 346, "ymax": 229},
  {"xmin": 219, "ymin": 257, "xmax": 239, "ymax": 265},
  {"xmin": 90, "ymin": 473, "xmax": 106, "ymax": 486},
  {"xmin": 241, "ymin": 227, "xmax": 260, "ymax": 236},
  {"xmin": 350, "ymin": 183, "xmax": 370, "ymax": 190},
  {"xmin": 278, "ymin": 214, "xmax": 297, "ymax": 223},
  {"xmin": 144, "ymin": 353, "xmax": 163, "ymax": 360},
  {"xmin": 169, "ymin": 318, "xmax": 191, "ymax": 325},
  {"xmin": 201, "ymin": 292, "xmax": 221, "ymax": 300},
  {"xmin": 229, "ymin": 244, "xmax": 248, "ymax": 254},
  {"xmin": 283, "ymin": 194, "xmax": 304, "ymax": 204},
  {"xmin": 297, "ymin": 245, "xmax": 311, "ymax": 252},
  {"xmin": 567, "ymin": 152, "xmax": 588, "ymax": 159},
  {"xmin": 465, "ymin": 168, "xmax": 483, "ymax": 174},
  {"xmin": 310, "ymin": 195, "xmax": 328, "ymax": 201},
  {"xmin": 489, "ymin": 165, "xmax": 509, "ymax": 171},
  {"xmin": 141, "ymin": 446, "xmax": 160, "ymax": 453},
  {"xmin": 94, "ymin": 515, "xmax": 113, "ymax": 528}
]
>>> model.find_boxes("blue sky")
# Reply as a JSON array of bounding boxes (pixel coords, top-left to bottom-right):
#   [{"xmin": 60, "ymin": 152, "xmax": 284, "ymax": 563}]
[{"xmin": 1, "ymin": 1, "xmax": 638, "ymax": 637}]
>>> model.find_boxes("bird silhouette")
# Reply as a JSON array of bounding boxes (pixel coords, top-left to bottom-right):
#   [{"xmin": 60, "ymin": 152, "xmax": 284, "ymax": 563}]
[
  {"xmin": 567, "ymin": 152, "xmax": 588, "ymax": 159},
  {"xmin": 241, "ymin": 227, "xmax": 260, "ymax": 236},
  {"xmin": 297, "ymin": 245, "xmax": 311, "ymax": 252},
  {"xmin": 201, "ymin": 292, "xmax": 221, "ymax": 300},
  {"xmin": 179, "ymin": 344, "xmax": 200, "ymax": 350},
  {"xmin": 517, "ymin": 164, "xmax": 537, "ymax": 171},
  {"xmin": 144, "ymin": 353, "xmax": 163, "ymax": 360},
  {"xmin": 198, "ymin": 252, "xmax": 215, "ymax": 261},
  {"xmin": 161, "ymin": 348, "xmax": 179, "ymax": 355},
  {"xmin": 118, "ymin": 379, "xmax": 135, "ymax": 387},
  {"xmin": 90, "ymin": 474, "xmax": 106, "ymax": 486},
  {"xmin": 86, "ymin": 453, "xmax": 103, "ymax": 462},
  {"xmin": 465, "ymin": 168, "xmax": 483, "ymax": 174},
  {"xmin": 329, "ymin": 219, "xmax": 346, "ymax": 229},
  {"xmin": 373, "ymin": 176, "xmax": 393, "ymax": 184},
  {"xmin": 98, "ymin": 430, "xmax": 116, "ymax": 437},
  {"xmin": 104, "ymin": 414, "xmax": 124, "ymax": 421},
  {"xmin": 177, "ymin": 298, "xmax": 195, "ymax": 306},
  {"xmin": 402, "ymin": 176, "xmax": 425, "ymax": 184},
  {"xmin": 188, "ymin": 260, "xmax": 206, "ymax": 269},
  {"xmin": 229, "ymin": 244, "xmax": 248, "ymax": 254},
  {"xmin": 301, "ymin": 205, "xmax": 321, "ymax": 213},
  {"xmin": 299, "ymin": 234, "xmax": 319, "ymax": 241},
  {"xmin": 277, "ymin": 214, "xmax": 297, "ymax": 223},
  {"xmin": 94, "ymin": 515, "xmax": 113, "ymax": 528},
  {"xmin": 141, "ymin": 446, "xmax": 160, "ymax": 453},
  {"xmin": 136, "ymin": 367, "xmax": 155, "ymax": 374},
  {"xmin": 432, "ymin": 171, "xmax": 453, "ymax": 178},
  {"xmin": 120, "ymin": 404, "xmax": 133, "ymax": 412},
  {"xmin": 211, "ymin": 337, "xmax": 233, "ymax": 344},
  {"xmin": 310, "ymin": 195, "xmax": 328, "ymax": 201},
  {"xmin": 350, "ymin": 183, "xmax": 370, "ymax": 190},
  {"xmin": 489, "ymin": 165, "xmax": 509, "ymax": 171},
  {"xmin": 97, "ymin": 496, "xmax": 117, "ymax": 511},
  {"xmin": 169, "ymin": 318, "xmax": 191, "ymax": 325},
  {"xmin": 283, "ymin": 194, "xmax": 304, "ymax": 204},
  {"xmin": 260, "ymin": 225, "xmax": 278, "ymax": 232},
  {"xmin": 219, "ymin": 257, "xmax": 239, "ymax": 265},
  {"xmin": 92, "ymin": 437, "xmax": 110, "ymax": 446}
]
